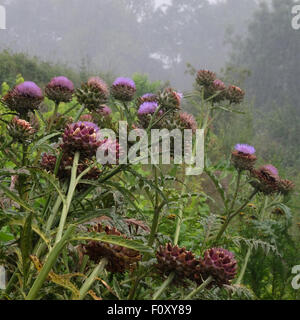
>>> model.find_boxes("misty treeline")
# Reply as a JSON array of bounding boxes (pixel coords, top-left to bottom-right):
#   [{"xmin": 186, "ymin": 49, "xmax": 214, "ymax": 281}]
[{"xmin": 0, "ymin": 0, "xmax": 257, "ymax": 89}]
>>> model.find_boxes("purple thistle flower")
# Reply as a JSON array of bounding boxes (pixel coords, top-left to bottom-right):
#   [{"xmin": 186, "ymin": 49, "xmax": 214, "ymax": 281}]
[
  {"xmin": 113, "ymin": 77, "xmax": 136, "ymax": 90},
  {"xmin": 15, "ymin": 81, "xmax": 43, "ymax": 98},
  {"xmin": 234, "ymin": 144, "xmax": 256, "ymax": 155},
  {"xmin": 75, "ymin": 121, "xmax": 100, "ymax": 132},
  {"xmin": 46, "ymin": 76, "xmax": 74, "ymax": 103},
  {"xmin": 62, "ymin": 121, "xmax": 101, "ymax": 157},
  {"xmin": 2, "ymin": 81, "xmax": 44, "ymax": 115},
  {"xmin": 262, "ymin": 164, "xmax": 279, "ymax": 176},
  {"xmin": 111, "ymin": 77, "xmax": 136, "ymax": 102},
  {"xmin": 48, "ymin": 76, "xmax": 74, "ymax": 91},
  {"xmin": 138, "ymin": 102, "xmax": 159, "ymax": 115}
]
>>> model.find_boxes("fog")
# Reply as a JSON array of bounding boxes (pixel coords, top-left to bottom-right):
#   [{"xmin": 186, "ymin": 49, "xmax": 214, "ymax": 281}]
[{"xmin": 0, "ymin": 0, "xmax": 260, "ymax": 89}]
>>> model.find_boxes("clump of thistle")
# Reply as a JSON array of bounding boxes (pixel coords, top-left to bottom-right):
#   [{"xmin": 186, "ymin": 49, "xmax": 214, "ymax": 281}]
[
  {"xmin": 61, "ymin": 121, "xmax": 101, "ymax": 157},
  {"xmin": 2, "ymin": 81, "xmax": 44, "ymax": 116},
  {"xmin": 76, "ymin": 77, "xmax": 109, "ymax": 111},
  {"xmin": 111, "ymin": 77, "xmax": 136, "ymax": 102},
  {"xmin": 137, "ymin": 101, "xmax": 163, "ymax": 129},
  {"xmin": 250, "ymin": 164, "xmax": 280, "ymax": 195},
  {"xmin": 231, "ymin": 144, "xmax": 257, "ymax": 171},
  {"xmin": 196, "ymin": 70, "xmax": 216, "ymax": 87},
  {"xmin": 226, "ymin": 85, "xmax": 245, "ymax": 104},
  {"xmin": 45, "ymin": 76, "xmax": 74, "ymax": 103},
  {"xmin": 158, "ymin": 88, "xmax": 183, "ymax": 112},
  {"xmin": 156, "ymin": 243, "xmax": 199, "ymax": 283},
  {"xmin": 193, "ymin": 248, "xmax": 237, "ymax": 287},
  {"xmin": 83, "ymin": 224, "xmax": 141, "ymax": 273},
  {"xmin": 7, "ymin": 117, "xmax": 36, "ymax": 143}
]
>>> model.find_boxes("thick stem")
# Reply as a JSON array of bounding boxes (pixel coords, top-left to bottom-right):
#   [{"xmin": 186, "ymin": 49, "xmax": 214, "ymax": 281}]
[
  {"xmin": 78, "ymin": 258, "xmax": 108, "ymax": 300},
  {"xmin": 148, "ymin": 166, "xmax": 161, "ymax": 247},
  {"xmin": 26, "ymin": 225, "xmax": 75, "ymax": 300},
  {"xmin": 55, "ymin": 152, "xmax": 80, "ymax": 244},
  {"xmin": 152, "ymin": 272, "xmax": 175, "ymax": 300},
  {"xmin": 230, "ymin": 170, "xmax": 242, "ymax": 211},
  {"xmin": 184, "ymin": 276, "xmax": 213, "ymax": 300},
  {"xmin": 236, "ymin": 247, "xmax": 252, "ymax": 285}
]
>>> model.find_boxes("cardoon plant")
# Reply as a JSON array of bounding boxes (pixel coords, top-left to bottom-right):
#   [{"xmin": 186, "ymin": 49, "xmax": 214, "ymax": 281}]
[{"xmin": 0, "ymin": 69, "xmax": 295, "ymax": 302}]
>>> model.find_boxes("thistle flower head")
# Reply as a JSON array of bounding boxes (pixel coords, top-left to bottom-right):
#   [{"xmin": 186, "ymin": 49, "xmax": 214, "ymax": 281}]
[
  {"xmin": 62, "ymin": 121, "xmax": 101, "ymax": 157},
  {"xmin": 232, "ymin": 144, "xmax": 257, "ymax": 171},
  {"xmin": 226, "ymin": 85, "xmax": 245, "ymax": 104},
  {"xmin": 2, "ymin": 81, "xmax": 44, "ymax": 115},
  {"xmin": 156, "ymin": 243, "xmax": 199, "ymax": 284},
  {"xmin": 111, "ymin": 77, "xmax": 136, "ymax": 102},
  {"xmin": 45, "ymin": 76, "xmax": 74, "ymax": 103},
  {"xmin": 213, "ymin": 79, "xmax": 226, "ymax": 91},
  {"xmin": 175, "ymin": 112, "xmax": 198, "ymax": 133},
  {"xmin": 7, "ymin": 116, "xmax": 36, "ymax": 143},
  {"xmin": 83, "ymin": 224, "xmax": 141, "ymax": 273},
  {"xmin": 194, "ymin": 248, "xmax": 237, "ymax": 287},
  {"xmin": 234, "ymin": 144, "xmax": 256, "ymax": 155},
  {"xmin": 138, "ymin": 102, "xmax": 159, "ymax": 115},
  {"xmin": 158, "ymin": 88, "xmax": 182, "ymax": 111},
  {"xmin": 15, "ymin": 81, "xmax": 43, "ymax": 97},
  {"xmin": 137, "ymin": 102, "xmax": 164, "ymax": 129},
  {"xmin": 278, "ymin": 179, "xmax": 295, "ymax": 195},
  {"xmin": 196, "ymin": 70, "xmax": 216, "ymax": 87},
  {"xmin": 76, "ymin": 77, "xmax": 109, "ymax": 111},
  {"xmin": 250, "ymin": 165, "xmax": 281, "ymax": 195},
  {"xmin": 263, "ymin": 164, "xmax": 279, "ymax": 176}
]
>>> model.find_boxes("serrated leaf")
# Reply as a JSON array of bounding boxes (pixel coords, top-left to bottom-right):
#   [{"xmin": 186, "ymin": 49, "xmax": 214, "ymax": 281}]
[{"xmin": 73, "ymin": 233, "xmax": 152, "ymax": 253}]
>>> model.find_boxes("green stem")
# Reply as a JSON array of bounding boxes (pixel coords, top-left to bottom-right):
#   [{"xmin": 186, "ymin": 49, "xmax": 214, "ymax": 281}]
[
  {"xmin": 47, "ymin": 101, "xmax": 60, "ymax": 132},
  {"xmin": 184, "ymin": 276, "xmax": 213, "ymax": 300},
  {"xmin": 55, "ymin": 152, "xmax": 80, "ymax": 244},
  {"xmin": 26, "ymin": 225, "xmax": 75, "ymax": 300},
  {"xmin": 78, "ymin": 258, "xmax": 108, "ymax": 300},
  {"xmin": 148, "ymin": 166, "xmax": 161, "ymax": 247},
  {"xmin": 215, "ymin": 189, "xmax": 258, "ymax": 243},
  {"xmin": 152, "ymin": 272, "xmax": 175, "ymax": 300},
  {"xmin": 236, "ymin": 247, "xmax": 252, "ymax": 285},
  {"xmin": 230, "ymin": 170, "xmax": 242, "ymax": 211}
]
